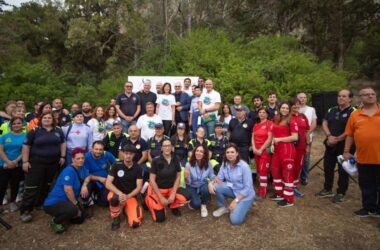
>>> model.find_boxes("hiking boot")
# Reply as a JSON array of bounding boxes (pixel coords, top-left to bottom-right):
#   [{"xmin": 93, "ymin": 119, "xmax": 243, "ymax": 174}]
[
  {"xmin": 200, "ymin": 205, "xmax": 208, "ymax": 218},
  {"xmin": 212, "ymin": 206, "xmax": 229, "ymax": 217},
  {"xmin": 269, "ymin": 194, "xmax": 284, "ymax": 201},
  {"xmin": 171, "ymin": 208, "xmax": 181, "ymax": 217},
  {"xmin": 277, "ymin": 200, "xmax": 294, "ymax": 207},
  {"xmin": 9, "ymin": 202, "xmax": 19, "ymax": 212},
  {"xmin": 294, "ymin": 187, "xmax": 304, "ymax": 198},
  {"xmin": 50, "ymin": 220, "xmax": 65, "ymax": 234},
  {"xmin": 111, "ymin": 217, "xmax": 121, "ymax": 231},
  {"xmin": 20, "ymin": 212, "xmax": 32, "ymax": 223},
  {"xmin": 332, "ymin": 193, "xmax": 345, "ymax": 203},
  {"xmin": 315, "ymin": 189, "xmax": 334, "ymax": 198},
  {"xmin": 353, "ymin": 208, "xmax": 372, "ymax": 217}
]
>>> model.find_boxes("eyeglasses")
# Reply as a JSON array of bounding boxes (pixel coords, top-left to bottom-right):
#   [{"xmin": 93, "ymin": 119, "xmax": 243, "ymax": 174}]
[
  {"xmin": 360, "ymin": 93, "xmax": 376, "ymax": 97},
  {"xmin": 175, "ymin": 86, "xmax": 181, "ymax": 88},
  {"xmin": 125, "ymin": 85, "xmax": 133, "ymax": 88}
]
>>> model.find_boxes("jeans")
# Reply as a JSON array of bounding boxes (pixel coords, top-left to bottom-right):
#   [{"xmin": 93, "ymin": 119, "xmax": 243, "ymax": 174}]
[
  {"xmin": 214, "ymin": 183, "xmax": 253, "ymax": 225},
  {"xmin": 357, "ymin": 164, "xmax": 380, "ymax": 213},
  {"xmin": 191, "ymin": 111, "xmax": 200, "ymax": 138},
  {"xmin": 120, "ymin": 119, "xmax": 136, "ymax": 134},
  {"xmin": 186, "ymin": 183, "xmax": 210, "ymax": 209},
  {"xmin": 204, "ymin": 119, "xmax": 216, "ymax": 138},
  {"xmin": 300, "ymin": 151, "xmax": 311, "ymax": 183}
]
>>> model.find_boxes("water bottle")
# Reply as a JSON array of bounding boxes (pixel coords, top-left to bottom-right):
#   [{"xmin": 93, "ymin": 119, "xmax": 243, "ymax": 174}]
[{"xmin": 337, "ymin": 155, "xmax": 358, "ymax": 176}]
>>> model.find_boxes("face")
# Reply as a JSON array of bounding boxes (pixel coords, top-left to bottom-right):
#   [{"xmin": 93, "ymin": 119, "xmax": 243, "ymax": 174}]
[
  {"xmin": 11, "ymin": 119, "xmax": 23, "ymax": 132},
  {"xmin": 359, "ymin": 88, "xmax": 377, "ymax": 105},
  {"xmin": 82, "ymin": 102, "xmax": 91, "ymax": 113},
  {"xmin": 53, "ymin": 99, "xmax": 63, "ymax": 109},
  {"xmin": 184, "ymin": 79, "xmax": 191, "ymax": 88},
  {"xmin": 163, "ymin": 84, "xmax": 171, "ymax": 94},
  {"xmin": 92, "ymin": 143, "xmax": 105, "ymax": 158},
  {"xmin": 41, "ymin": 114, "xmax": 53, "ymax": 127},
  {"xmin": 162, "ymin": 140, "xmax": 172, "ymax": 155},
  {"xmin": 71, "ymin": 104, "xmax": 79, "ymax": 113},
  {"xmin": 177, "ymin": 127, "xmax": 185, "ymax": 135},
  {"xmin": 6, "ymin": 103, "xmax": 16, "ymax": 114},
  {"xmin": 112, "ymin": 124, "xmax": 123, "ymax": 136},
  {"xmin": 42, "ymin": 104, "xmax": 52, "ymax": 113},
  {"xmin": 155, "ymin": 127, "xmax": 164, "ymax": 136},
  {"xmin": 74, "ymin": 114, "xmax": 84, "ymax": 124},
  {"xmin": 279, "ymin": 103, "xmax": 290, "ymax": 116},
  {"xmin": 337, "ymin": 91, "xmax": 352, "ymax": 107},
  {"xmin": 108, "ymin": 107, "xmax": 116, "ymax": 116},
  {"xmin": 124, "ymin": 82, "xmax": 133, "ymax": 93},
  {"xmin": 110, "ymin": 99, "xmax": 116, "ymax": 105},
  {"xmin": 297, "ymin": 93, "xmax": 307, "ymax": 105},
  {"xmin": 194, "ymin": 88, "xmax": 201, "ymax": 97},
  {"xmin": 16, "ymin": 100, "xmax": 25, "ymax": 107},
  {"xmin": 123, "ymin": 151, "xmax": 135, "ymax": 163},
  {"xmin": 128, "ymin": 125, "xmax": 140, "ymax": 139},
  {"xmin": 236, "ymin": 110, "xmax": 245, "ymax": 119},
  {"xmin": 15, "ymin": 109, "xmax": 25, "ymax": 119},
  {"xmin": 143, "ymin": 83, "xmax": 151, "ymax": 92},
  {"xmin": 146, "ymin": 105, "xmax": 154, "ymax": 115},
  {"xmin": 195, "ymin": 146, "xmax": 205, "ymax": 161},
  {"xmin": 196, "ymin": 127, "xmax": 205, "ymax": 139},
  {"xmin": 291, "ymin": 102, "xmax": 301, "ymax": 114},
  {"xmin": 198, "ymin": 79, "xmax": 204, "ymax": 86},
  {"xmin": 223, "ymin": 105, "xmax": 230, "ymax": 115},
  {"xmin": 35, "ymin": 102, "xmax": 43, "ymax": 112},
  {"xmin": 225, "ymin": 147, "xmax": 238, "ymax": 162},
  {"xmin": 95, "ymin": 107, "xmax": 104, "ymax": 118},
  {"xmin": 72, "ymin": 153, "xmax": 85, "ymax": 167},
  {"xmin": 156, "ymin": 83, "xmax": 163, "ymax": 92},
  {"xmin": 268, "ymin": 94, "xmax": 277, "ymax": 104},
  {"xmin": 253, "ymin": 98, "xmax": 262, "ymax": 108},
  {"xmin": 205, "ymin": 80, "xmax": 213, "ymax": 91},
  {"xmin": 215, "ymin": 126, "xmax": 223, "ymax": 134},
  {"xmin": 258, "ymin": 109, "xmax": 268, "ymax": 120},
  {"xmin": 174, "ymin": 83, "xmax": 182, "ymax": 93},
  {"xmin": 234, "ymin": 96, "xmax": 241, "ymax": 105}
]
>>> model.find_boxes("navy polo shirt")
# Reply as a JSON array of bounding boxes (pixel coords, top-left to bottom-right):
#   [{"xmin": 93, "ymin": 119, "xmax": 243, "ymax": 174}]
[
  {"xmin": 209, "ymin": 134, "xmax": 228, "ymax": 158},
  {"xmin": 147, "ymin": 136, "xmax": 169, "ymax": 159},
  {"xmin": 137, "ymin": 91, "xmax": 157, "ymax": 115},
  {"xmin": 324, "ymin": 106, "xmax": 356, "ymax": 136},
  {"xmin": 170, "ymin": 135, "xmax": 189, "ymax": 162},
  {"xmin": 229, "ymin": 118, "xmax": 253, "ymax": 147},
  {"xmin": 120, "ymin": 137, "xmax": 148, "ymax": 162},
  {"xmin": 116, "ymin": 93, "xmax": 141, "ymax": 119},
  {"xmin": 23, "ymin": 127, "xmax": 65, "ymax": 158}
]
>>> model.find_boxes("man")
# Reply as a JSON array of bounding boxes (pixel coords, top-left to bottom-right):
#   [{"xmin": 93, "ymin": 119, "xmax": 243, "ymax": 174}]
[
  {"xmin": 199, "ymin": 79, "xmax": 221, "ymax": 137},
  {"xmin": 81, "ymin": 102, "xmax": 93, "ymax": 124},
  {"xmin": 146, "ymin": 123, "xmax": 169, "ymax": 162},
  {"xmin": 105, "ymin": 144, "xmax": 143, "ymax": 230},
  {"xmin": 136, "ymin": 102, "xmax": 162, "ymax": 141},
  {"xmin": 344, "ymin": 87, "xmax": 380, "ymax": 221},
  {"xmin": 115, "ymin": 81, "xmax": 141, "ymax": 133},
  {"xmin": 103, "ymin": 121, "xmax": 130, "ymax": 159},
  {"xmin": 247, "ymin": 95, "xmax": 264, "ymax": 123},
  {"xmin": 183, "ymin": 78, "xmax": 193, "ymax": 97},
  {"xmin": 173, "ymin": 81, "xmax": 191, "ymax": 132},
  {"xmin": 297, "ymin": 92, "xmax": 317, "ymax": 185},
  {"xmin": 315, "ymin": 90, "xmax": 356, "ymax": 202},
  {"xmin": 230, "ymin": 95, "xmax": 250, "ymax": 117},
  {"xmin": 137, "ymin": 79, "xmax": 157, "ymax": 115},
  {"xmin": 229, "ymin": 108, "xmax": 254, "ymax": 162},
  {"xmin": 25, "ymin": 101, "xmax": 43, "ymax": 122},
  {"xmin": 198, "ymin": 78, "xmax": 205, "ymax": 91},
  {"xmin": 82, "ymin": 141, "xmax": 116, "ymax": 208},
  {"xmin": 189, "ymin": 86, "xmax": 202, "ymax": 138},
  {"xmin": 52, "ymin": 98, "xmax": 71, "ymax": 126},
  {"xmin": 155, "ymin": 81, "xmax": 163, "ymax": 94},
  {"xmin": 267, "ymin": 92, "xmax": 278, "ymax": 120},
  {"xmin": 69, "ymin": 104, "xmax": 80, "ymax": 119}
]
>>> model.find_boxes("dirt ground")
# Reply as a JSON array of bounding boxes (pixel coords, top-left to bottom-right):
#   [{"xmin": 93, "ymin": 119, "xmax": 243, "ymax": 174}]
[{"xmin": 1, "ymin": 128, "xmax": 379, "ymax": 249}]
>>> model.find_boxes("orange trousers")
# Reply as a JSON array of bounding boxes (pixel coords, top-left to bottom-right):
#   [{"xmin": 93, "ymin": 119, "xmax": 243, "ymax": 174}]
[{"xmin": 107, "ymin": 192, "xmax": 142, "ymax": 228}]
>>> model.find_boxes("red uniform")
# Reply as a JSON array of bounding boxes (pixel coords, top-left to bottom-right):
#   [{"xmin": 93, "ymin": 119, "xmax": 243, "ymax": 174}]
[
  {"xmin": 291, "ymin": 114, "xmax": 310, "ymax": 186},
  {"xmin": 252, "ymin": 120, "xmax": 273, "ymax": 198},
  {"xmin": 271, "ymin": 119, "xmax": 298, "ymax": 203}
]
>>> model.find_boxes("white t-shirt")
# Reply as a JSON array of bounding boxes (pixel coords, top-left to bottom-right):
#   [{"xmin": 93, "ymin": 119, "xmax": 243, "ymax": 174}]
[
  {"xmin": 200, "ymin": 89, "xmax": 221, "ymax": 117},
  {"xmin": 156, "ymin": 94, "xmax": 175, "ymax": 121},
  {"xmin": 300, "ymin": 105, "xmax": 317, "ymax": 141},
  {"xmin": 183, "ymin": 88, "xmax": 193, "ymax": 97},
  {"xmin": 87, "ymin": 118, "xmax": 107, "ymax": 141},
  {"xmin": 136, "ymin": 114, "xmax": 163, "ymax": 141}
]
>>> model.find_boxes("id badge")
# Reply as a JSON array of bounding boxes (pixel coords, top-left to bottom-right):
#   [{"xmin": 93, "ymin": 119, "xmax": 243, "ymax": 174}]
[{"xmin": 226, "ymin": 182, "xmax": 233, "ymax": 188}]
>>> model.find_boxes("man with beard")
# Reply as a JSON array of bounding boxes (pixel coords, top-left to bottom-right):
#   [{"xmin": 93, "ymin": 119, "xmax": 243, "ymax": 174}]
[
  {"xmin": 52, "ymin": 98, "xmax": 71, "ymax": 126},
  {"xmin": 81, "ymin": 102, "xmax": 93, "ymax": 124}
]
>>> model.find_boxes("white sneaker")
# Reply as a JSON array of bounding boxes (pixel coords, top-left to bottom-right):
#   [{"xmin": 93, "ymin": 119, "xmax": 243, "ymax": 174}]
[
  {"xmin": 3, "ymin": 197, "xmax": 8, "ymax": 205},
  {"xmin": 212, "ymin": 206, "xmax": 229, "ymax": 217},
  {"xmin": 9, "ymin": 202, "xmax": 19, "ymax": 212},
  {"xmin": 201, "ymin": 205, "xmax": 208, "ymax": 218},
  {"xmin": 16, "ymin": 193, "xmax": 23, "ymax": 203}
]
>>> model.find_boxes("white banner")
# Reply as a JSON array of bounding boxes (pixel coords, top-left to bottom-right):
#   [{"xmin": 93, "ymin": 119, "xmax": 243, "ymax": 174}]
[{"xmin": 127, "ymin": 76, "xmax": 199, "ymax": 93}]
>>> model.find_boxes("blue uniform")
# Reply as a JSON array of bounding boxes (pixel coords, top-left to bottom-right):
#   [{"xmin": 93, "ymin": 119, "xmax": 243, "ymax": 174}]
[
  {"xmin": 83, "ymin": 151, "xmax": 116, "ymax": 178},
  {"xmin": 0, "ymin": 132, "xmax": 26, "ymax": 168}
]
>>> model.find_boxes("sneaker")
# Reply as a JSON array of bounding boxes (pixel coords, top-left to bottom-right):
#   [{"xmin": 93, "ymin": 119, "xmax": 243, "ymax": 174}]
[
  {"xmin": 200, "ymin": 205, "xmax": 208, "ymax": 218},
  {"xmin": 300, "ymin": 179, "xmax": 308, "ymax": 186},
  {"xmin": 171, "ymin": 208, "xmax": 181, "ymax": 217},
  {"xmin": 277, "ymin": 200, "xmax": 294, "ymax": 207},
  {"xmin": 50, "ymin": 220, "xmax": 65, "ymax": 234},
  {"xmin": 353, "ymin": 208, "xmax": 371, "ymax": 217},
  {"xmin": 269, "ymin": 194, "xmax": 284, "ymax": 201},
  {"xmin": 294, "ymin": 187, "xmax": 304, "ymax": 198},
  {"xmin": 3, "ymin": 197, "xmax": 8, "ymax": 205},
  {"xmin": 212, "ymin": 206, "xmax": 229, "ymax": 217},
  {"xmin": 188, "ymin": 204, "xmax": 195, "ymax": 210},
  {"xmin": 369, "ymin": 211, "xmax": 380, "ymax": 218},
  {"xmin": 111, "ymin": 217, "xmax": 121, "ymax": 231},
  {"xmin": 16, "ymin": 193, "xmax": 23, "ymax": 203},
  {"xmin": 315, "ymin": 189, "xmax": 334, "ymax": 198},
  {"xmin": 9, "ymin": 202, "xmax": 19, "ymax": 212},
  {"xmin": 20, "ymin": 212, "xmax": 32, "ymax": 223},
  {"xmin": 332, "ymin": 193, "xmax": 345, "ymax": 203},
  {"xmin": 254, "ymin": 196, "xmax": 264, "ymax": 202}
]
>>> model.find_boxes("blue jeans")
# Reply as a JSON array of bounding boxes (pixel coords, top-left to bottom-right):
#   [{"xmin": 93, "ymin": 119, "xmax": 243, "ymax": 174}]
[
  {"xmin": 300, "ymin": 151, "xmax": 311, "ymax": 183},
  {"xmin": 214, "ymin": 183, "xmax": 253, "ymax": 225},
  {"xmin": 204, "ymin": 119, "xmax": 216, "ymax": 138},
  {"xmin": 186, "ymin": 183, "xmax": 210, "ymax": 209},
  {"xmin": 191, "ymin": 111, "xmax": 200, "ymax": 138},
  {"xmin": 120, "ymin": 119, "xmax": 136, "ymax": 133}
]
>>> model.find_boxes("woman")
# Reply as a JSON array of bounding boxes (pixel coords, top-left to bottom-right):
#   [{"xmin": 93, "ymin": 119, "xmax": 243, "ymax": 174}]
[
  {"xmin": 156, "ymin": 82, "xmax": 176, "ymax": 136},
  {"xmin": 185, "ymin": 145, "xmax": 215, "ymax": 217},
  {"xmin": 270, "ymin": 101, "xmax": 298, "ymax": 207},
  {"xmin": 28, "ymin": 102, "xmax": 52, "ymax": 130},
  {"xmin": 188, "ymin": 126, "xmax": 212, "ymax": 159},
  {"xmin": 0, "ymin": 107, "xmax": 28, "ymax": 135},
  {"xmin": 145, "ymin": 139, "xmax": 191, "ymax": 222},
  {"xmin": 289, "ymin": 98, "xmax": 310, "ymax": 197},
  {"xmin": 87, "ymin": 106, "xmax": 107, "ymax": 141},
  {"xmin": 209, "ymin": 143, "xmax": 254, "ymax": 225},
  {"xmin": 219, "ymin": 104, "xmax": 233, "ymax": 132},
  {"xmin": 170, "ymin": 122, "xmax": 190, "ymax": 167},
  {"xmin": 0, "ymin": 117, "xmax": 27, "ymax": 213},
  {"xmin": 104, "ymin": 105, "xmax": 120, "ymax": 133},
  {"xmin": 20, "ymin": 112, "xmax": 66, "ymax": 222},
  {"xmin": 252, "ymin": 107, "xmax": 273, "ymax": 199},
  {"xmin": 43, "ymin": 148, "xmax": 91, "ymax": 234}
]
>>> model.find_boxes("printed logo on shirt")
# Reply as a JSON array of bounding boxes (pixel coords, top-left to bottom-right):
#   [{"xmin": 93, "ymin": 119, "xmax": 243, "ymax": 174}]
[
  {"xmin": 102, "ymin": 164, "xmax": 107, "ymax": 169},
  {"xmin": 342, "ymin": 113, "xmax": 348, "ymax": 118},
  {"xmin": 203, "ymin": 96, "xmax": 212, "ymax": 105},
  {"xmin": 117, "ymin": 170, "xmax": 124, "ymax": 177},
  {"xmin": 161, "ymin": 99, "xmax": 170, "ymax": 106},
  {"xmin": 54, "ymin": 132, "xmax": 60, "ymax": 138},
  {"xmin": 132, "ymin": 97, "xmax": 136, "ymax": 101},
  {"xmin": 243, "ymin": 123, "xmax": 248, "ymax": 128},
  {"xmin": 287, "ymin": 164, "xmax": 293, "ymax": 170},
  {"xmin": 62, "ymin": 117, "xmax": 67, "ymax": 122},
  {"xmin": 148, "ymin": 121, "xmax": 155, "ymax": 129},
  {"xmin": 136, "ymin": 144, "xmax": 141, "ymax": 150},
  {"xmin": 5, "ymin": 138, "xmax": 11, "ymax": 143},
  {"xmin": 64, "ymin": 175, "xmax": 70, "ymax": 181}
]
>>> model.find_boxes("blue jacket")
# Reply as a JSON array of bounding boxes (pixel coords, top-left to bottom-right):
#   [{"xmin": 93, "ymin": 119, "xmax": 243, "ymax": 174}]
[{"xmin": 173, "ymin": 91, "xmax": 191, "ymax": 122}]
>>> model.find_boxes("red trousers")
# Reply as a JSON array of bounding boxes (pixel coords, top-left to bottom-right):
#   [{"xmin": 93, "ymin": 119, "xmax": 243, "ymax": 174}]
[
  {"xmin": 107, "ymin": 192, "xmax": 142, "ymax": 228},
  {"xmin": 294, "ymin": 147, "xmax": 306, "ymax": 186},
  {"xmin": 255, "ymin": 151, "xmax": 271, "ymax": 198},
  {"xmin": 271, "ymin": 142, "xmax": 296, "ymax": 203}
]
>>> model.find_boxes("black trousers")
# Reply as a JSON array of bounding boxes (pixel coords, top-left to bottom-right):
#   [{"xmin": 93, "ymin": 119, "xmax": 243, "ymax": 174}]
[
  {"xmin": 357, "ymin": 164, "xmax": 380, "ymax": 213},
  {"xmin": 323, "ymin": 144, "xmax": 349, "ymax": 195},
  {"xmin": 0, "ymin": 167, "xmax": 24, "ymax": 205},
  {"xmin": 20, "ymin": 156, "xmax": 60, "ymax": 214},
  {"xmin": 85, "ymin": 182, "xmax": 109, "ymax": 207},
  {"xmin": 238, "ymin": 146, "xmax": 250, "ymax": 164},
  {"xmin": 44, "ymin": 201, "xmax": 83, "ymax": 224},
  {"xmin": 162, "ymin": 120, "xmax": 173, "ymax": 137}
]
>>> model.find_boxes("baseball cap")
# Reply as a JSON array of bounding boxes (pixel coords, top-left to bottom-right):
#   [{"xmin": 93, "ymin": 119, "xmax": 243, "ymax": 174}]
[
  {"xmin": 215, "ymin": 122, "xmax": 224, "ymax": 128},
  {"xmin": 177, "ymin": 122, "xmax": 186, "ymax": 129},
  {"xmin": 72, "ymin": 110, "xmax": 83, "ymax": 118},
  {"xmin": 155, "ymin": 123, "xmax": 164, "ymax": 129}
]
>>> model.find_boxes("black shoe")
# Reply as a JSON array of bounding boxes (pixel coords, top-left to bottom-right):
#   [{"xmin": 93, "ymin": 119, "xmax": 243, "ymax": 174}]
[
  {"xmin": 269, "ymin": 194, "xmax": 284, "ymax": 201},
  {"xmin": 369, "ymin": 211, "xmax": 380, "ymax": 218},
  {"xmin": 353, "ymin": 208, "xmax": 372, "ymax": 217},
  {"xmin": 300, "ymin": 179, "xmax": 308, "ymax": 186},
  {"xmin": 111, "ymin": 217, "xmax": 121, "ymax": 231},
  {"xmin": 171, "ymin": 208, "xmax": 181, "ymax": 217},
  {"xmin": 83, "ymin": 206, "xmax": 94, "ymax": 219},
  {"xmin": 277, "ymin": 200, "xmax": 294, "ymax": 207}
]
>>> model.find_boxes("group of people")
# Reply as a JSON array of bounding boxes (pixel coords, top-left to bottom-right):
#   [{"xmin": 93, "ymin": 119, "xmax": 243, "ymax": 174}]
[{"xmin": 0, "ymin": 78, "xmax": 379, "ymax": 233}]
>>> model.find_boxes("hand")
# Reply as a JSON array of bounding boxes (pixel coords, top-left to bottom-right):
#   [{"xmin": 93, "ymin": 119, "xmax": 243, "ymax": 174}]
[
  {"xmin": 22, "ymin": 162, "xmax": 31, "ymax": 172},
  {"xmin": 80, "ymin": 186, "xmax": 89, "ymax": 198},
  {"xmin": 257, "ymin": 148, "xmax": 263, "ymax": 156},
  {"xmin": 305, "ymin": 145, "xmax": 311, "ymax": 153},
  {"xmin": 167, "ymin": 193, "xmax": 176, "ymax": 204},
  {"xmin": 160, "ymin": 196, "xmax": 169, "ymax": 206},
  {"xmin": 176, "ymin": 106, "xmax": 183, "ymax": 111},
  {"xmin": 208, "ymin": 182, "xmax": 216, "ymax": 195},
  {"xmin": 214, "ymin": 177, "xmax": 222, "ymax": 185},
  {"xmin": 229, "ymin": 199, "xmax": 237, "ymax": 212},
  {"xmin": 199, "ymin": 108, "xmax": 205, "ymax": 115},
  {"xmin": 59, "ymin": 158, "xmax": 65, "ymax": 167},
  {"xmin": 175, "ymin": 102, "xmax": 181, "ymax": 106},
  {"xmin": 125, "ymin": 116, "xmax": 133, "ymax": 122},
  {"xmin": 203, "ymin": 113, "xmax": 209, "ymax": 119},
  {"xmin": 171, "ymin": 121, "xmax": 176, "ymax": 127},
  {"xmin": 119, "ymin": 193, "xmax": 128, "ymax": 203},
  {"xmin": 273, "ymin": 138, "xmax": 281, "ymax": 145},
  {"xmin": 327, "ymin": 136, "xmax": 337, "ymax": 145},
  {"xmin": 343, "ymin": 152, "xmax": 353, "ymax": 161},
  {"xmin": 270, "ymin": 145, "xmax": 275, "ymax": 154},
  {"xmin": 6, "ymin": 160, "xmax": 17, "ymax": 168}
]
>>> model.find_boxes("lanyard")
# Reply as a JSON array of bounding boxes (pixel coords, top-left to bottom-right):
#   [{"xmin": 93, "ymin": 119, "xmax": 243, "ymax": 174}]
[{"xmin": 195, "ymin": 165, "xmax": 204, "ymax": 182}]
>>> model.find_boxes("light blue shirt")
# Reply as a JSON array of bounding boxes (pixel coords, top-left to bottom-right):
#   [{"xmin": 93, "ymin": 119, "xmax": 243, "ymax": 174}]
[
  {"xmin": 185, "ymin": 161, "xmax": 215, "ymax": 188},
  {"xmin": 217, "ymin": 160, "xmax": 255, "ymax": 201},
  {"xmin": 63, "ymin": 123, "xmax": 93, "ymax": 151}
]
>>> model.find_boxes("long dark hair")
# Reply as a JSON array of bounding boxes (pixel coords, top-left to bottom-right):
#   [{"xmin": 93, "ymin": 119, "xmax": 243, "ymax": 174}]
[
  {"xmin": 223, "ymin": 143, "xmax": 240, "ymax": 167},
  {"xmin": 171, "ymin": 130, "xmax": 190, "ymax": 147},
  {"xmin": 189, "ymin": 145, "xmax": 210, "ymax": 170},
  {"xmin": 162, "ymin": 82, "xmax": 172, "ymax": 94},
  {"xmin": 255, "ymin": 106, "xmax": 270, "ymax": 124},
  {"xmin": 219, "ymin": 104, "xmax": 231, "ymax": 122},
  {"xmin": 273, "ymin": 101, "xmax": 291, "ymax": 125},
  {"xmin": 104, "ymin": 105, "xmax": 118, "ymax": 120}
]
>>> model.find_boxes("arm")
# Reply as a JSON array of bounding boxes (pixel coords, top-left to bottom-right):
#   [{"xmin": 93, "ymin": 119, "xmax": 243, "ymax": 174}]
[
  {"xmin": 229, "ymin": 165, "xmax": 252, "ymax": 211},
  {"xmin": 59, "ymin": 142, "xmax": 67, "ymax": 166},
  {"xmin": 149, "ymin": 173, "xmax": 168, "ymax": 206},
  {"xmin": 0, "ymin": 144, "xmax": 17, "ymax": 168},
  {"xmin": 273, "ymin": 132, "xmax": 298, "ymax": 144},
  {"xmin": 171, "ymin": 104, "xmax": 176, "ymax": 124},
  {"xmin": 127, "ymin": 179, "xmax": 143, "ymax": 198},
  {"xmin": 168, "ymin": 172, "xmax": 181, "ymax": 203},
  {"xmin": 258, "ymin": 132, "xmax": 272, "ymax": 153},
  {"xmin": 0, "ymin": 111, "xmax": 11, "ymax": 119},
  {"xmin": 64, "ymin": 185, "xmax": 78, "ymax": 205},
  {"xmin": 155, "ymin": 104, "xmax": 160, "ymax": 115},
  {"xmin": 343, "ymin": 136, "xmax": 354, "ymax": 160},
  {"xmin": 133, "ymin": 105, "xmax": 141, "ymax": 120},
  {"xmin": 115, "ymin": 105, "xmax": 128, "ymax": 120},
  {"xmin": 21, "ymin": 144, "xmax": 31, "ymax": 172},
  {"xmin": 137, "ymin": 150, "xmax": 148, "ymax": 165}
]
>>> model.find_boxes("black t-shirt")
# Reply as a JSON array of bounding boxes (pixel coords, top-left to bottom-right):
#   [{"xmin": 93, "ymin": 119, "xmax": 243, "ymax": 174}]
[
  {"xmin": 24, "ymin": 127, "xmax": 65, "ymax": 158},
  {"xmin": 150, "ymin": 154, "xmax": 181, "ymax": 189},
  {"xmin": 83, "ymin": 115, "xmax": 92, "ymax": 124},
  {"xmin": 229, "ymin": 118, "xmax": 253, "ymax": 147},
  {"xmin": 109, "ymin": 162, "xmax": 142, "ymax": 194},
  {"xmin": 119, "ymin": 137, "xmax": 148, "ymax": 163},
  {"xmin": 137, "ymin": 91, "xmax": 157, "ymax": 115},
  {"xmin": 116, "ymin": 93, "xmax": 141, "ymax": 119},
  {"xmin": 170, "ymin": 135, "xmax": 189, "ymax": 162}
]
